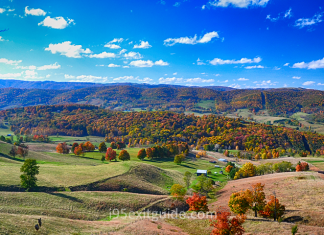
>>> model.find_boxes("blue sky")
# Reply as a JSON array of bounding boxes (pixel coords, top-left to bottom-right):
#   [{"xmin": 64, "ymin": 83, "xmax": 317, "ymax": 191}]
[{"xmin": 0, "ymin": 0, "xmax": 323, "ymax": 89}]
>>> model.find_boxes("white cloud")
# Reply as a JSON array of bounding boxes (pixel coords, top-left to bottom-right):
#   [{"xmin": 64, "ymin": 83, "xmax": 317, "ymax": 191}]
[
  {"xmin": 292, "ymin": 58, "xmax": 324, "ymax": 69},
  {"xmin": 256, "ymin": 80, "xmax": 277, "ymax": 86},
  {"xmin": 238, "ymin": 78, "xmax": 249, "ymax": 81},
  {"xmin": 25, "ymin": 6, "xmax": 46, "ymax": 16},
  {"xmin": 104, "ymin": 44, "xmax": 121, "ymax": 49},
  {"xmin": 8, "ymin": 9, "xmax": 15, "ymax": 12},
  {"xmin": 113, "ymin": 76, "xmax": 137, "ymax": 81},
  {"xmin": 318, "ymin": 83, "xmax": 324, "ymax": 85},
  {"xmin": 284, "ymin": 63, "xmax": 289, "ymax": 66},
  {"xmin": 15, "ymin": 65, "xmax": 37, "ymax": 70},
  {"xmin": 245, "ymin": 65, "xmax": 264, "ymax": 69},
  {"xmin": 108, "ymin": 64, "xmax": 120, "ymax": 67},
  {"xmin": 0, "ymin": 36, "xmax": 6, "ymax": 41},
  {"xmin": 139, "ymin": 77, "xmax": 153, "ymax": 83},
  {"xmin": 124, "ymin": 52, "xmax": 143, "ymax": 60},
  {"xmin": 210, "ymin": 57, "xmax": 261, "ymax": 65},
  {"xmin": 123, "ymin": 66, "xmax": 130, "ymax": 68},
  {"xmin": 292, "ymin": 76, "xmax": 301, "ymax": 79},
  {"xmin": 119, "ymin": 49, "xmax": 127, "ymax": 54},
  {"xmin": 37, "ymin": 62, "xmax": 61, "ymax": 70},
  {"xmin": 45, "ymin": 41, "xmax": 92, "ymax": 58},
  {"xmin": 155, "ymin": 60, "xmax": 169, "ymax": 66},
  {"xmin": 197, "ymin": 58, "xmax": 206, "ymax": 65},
  {"xmin": 202, "ymin": 5, "xmax": 206, "ymax": 9},
  {"xmin": 0, "ymin": 58, "xmax": 22, "ymax": 65},
  {"xmin": 64, "ymin": 74, "xmax": 75, "ymax": 79},
  {"xmin": 24, "ymin": 70, "xmax": 38, "ymax": 79},
  {"xmin": 284, "ymin": 8, "xmax": 292, "ymax": 18},
  {"xmin": 229, "ymin": 83, "xmax": 241, "ymax": 88},
  {"xmin": 0, "ymin": 72, "xmax": 22, "ymax": 78},
  {"xmin": 71, "ymin": 75, "xmax": 107, "ymax": 83},
  {"xmin": 273, "ymin": 66, "xmax": 281, "ymax": 70},
  {"xmin": 302, "ymin": 81, "xmax": 315, "ymax": 86},
  {"xmin": 129, "ymin": 60, "xmax": 154, "ymax": 67},
  {"xmin": 208, "ymin": 0, "xmax": 269, "ymax": 8},
  {"xmin": 295, "ymin": 13, "xmax": 323, "ymax": 28},
  {"xmin": 133, "ymin": 41, "xmax": 152, "ymax": 49},
  {"xmin": 38, "ymin": 16, "xmax": 74, "ymax": 29},
  {"xmin": 159, "ymin": 77, "xmax": 183, "ymax": 83},
  {"xmin": 46, "ymin": 74, "xmax": 51, "ymax": 78},
  {"xmin": 185, "ymin": 77, "xmax": 215, "ymax": 83},
  {"xmin": 267, "ymin": 8, "xmax": 292, "ymax": 22},
  {"xmin": 0, "ymin": 8, "xmax": 5, "ymax": 14},
  {"xmin": 173, "ymin": 72, "xmax": 177, "ymax": 75},
  {"xmin": 164, "ymin": 31, "xmax": 219, "ymax": 46},
  {"xmin": 110, "ymin": 38, "xmax": 124, "ymax": 43},
  {"xmin": 88, "ymin": 52, "xmax": 116, "ymax": 58}
]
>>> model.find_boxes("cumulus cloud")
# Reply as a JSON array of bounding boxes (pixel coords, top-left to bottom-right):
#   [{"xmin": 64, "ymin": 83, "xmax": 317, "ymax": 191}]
[
  {"xmin": 245, "ymin": 65, "xmax": 264, "ymax": 69},
  {"xmin": 159, "ymin": 77, "xmax": 183, "ymax": 83},
  {"xmin": 0, "ymin": 72, "xmax": 22, "ymax": 78},
  {"xmin": 164, "ymin": 31, "xmax": 219, "ymax": 46},
  {"xmin": 88, "ymin": 52, "xmax": 116, "ymax": 58},
  {"xmin": 37, "ymin": 62, "xmax": 61, "ymax": 70},
  {"xmin": 45, "ymin": 41, "xmax": 92, "ymax": 58},
  {"xmin": 295, "ymin": 13, "xmax": 323, "ymax": 28},
  {"xmin": 255, "ymin": 80, "xmax": 277, "ymax": 86},
  {"xmin": 108, "ymin": 64, "xmax": 120, "ymax": 67},
  {"xmin": 24, "ymin": 70, "xmax": 38, "ymax": 79},
  {"xmin": 119, "ymin": 49, "xmax": 127, "ymax": 54},
  {"xmin": 197, "ymin": 58, "xmax": 206, "ymax": 65},
  {"xmin": 284, "ymin": 63, "xmax": 289, "ymax": 66},
  {"xmin": 64, "ymin": 74, "xmax": 75, "ymax": 79},
  {"xmin": 302, "ymin": 81, "xmax": 315, "ymax": 86},
  {"xmin": 318, "ymin": 83, "xmax": 324, "ymax": 85},
  {"xmin": 292, "ymin": 76, "xmax": 301, "ymax": 79},
  {"xmin": 155, "ymin": 60, "xmax": 169, "ymax": 66},
  {"xmin": 185, "ymin": 77, "xmax": 215, "ymax": 83},
  {"xmin": 208, "ymin": 0, "xmax": 269, "ymax": 8},
  {"xmin": 0, "ymin": 36, "xmax": 6, "ymax": 41},
  {"xmin": 0, "ymin": 58, "xmax": 22, "ymax": 65},
  {"xmin": 133, "ymin": 41, "xmax": 152, "ymax": 49},
  {"xmin": 113, "ymin": 76, "xmax": 137, "ymax": 81},
  {"xmin": 238, "ymin": 78, "xmax": 249, "ymax": 81},
  {"xmin": 105, "ymin": 44, "xmax": 121, "ymax": 49},
  {"xmin": 292, "ymin": 58, "xmax": 324, "ymax": 69},
  {"xmin": 70, "ymin": 75, "xmax": 107, "ymax": 83},
  {"xmin": 0, "ymin": 8, "xmax": 5, "ymax": 13},
  {"xmin": 25, "ymin": 6, "xmax": 46, "ymax": 16},
  {"xmin": 15, "ymin": 65, "xmax": 37, "ymax": 70},
  {"xmin": 210, "ymin": 57, "xmax": 261, "ymax": 65},
  {"xmin": 124, "ymin": 52, "xmax": 143, "ymax": 60},
  {"xmin": 38, "ymin": 16, "xmax": 75, "ymax": 29}
]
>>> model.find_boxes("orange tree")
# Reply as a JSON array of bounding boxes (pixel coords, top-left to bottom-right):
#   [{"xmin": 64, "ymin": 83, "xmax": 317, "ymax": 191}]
[
  {"xmin": 228, "ymin": 191, "xmax": 250, "ymax": 215},
  {"xmin": 260, "ymin": 195, "xmax": 285, "ymax": 219},
  {"xmin": 105, "ymin": 147, "xmax": 116, "ymax": 161},
  {"xmin": 137, "ymin": 148, "xmax": 146, "ymax": 160},
  {"xmin": 170, "ymin": 184, "xmax": 187, "ymax": 200},
  {"xmin": 296, "ymin": 161, "xmax": 309, "ymax": 172},
  {"xmin": 210, "ymin": 208, "xmax": 246, "ymax": 235},
  {"xmin": 245, "ymin": 183, "xmax": 266, "ymax": 217},
  {"xmin": 74, "ymin": 145, "xmax": 83, "ymax": 156},
  {"xmin": 186, "ymin": 193, "xmax": 209, "ymax": 212},
  {"xmin": 118, "ymin": 150, "xmax": 130, "ymax": 161},
  {"xmin": 225, "ymin": 165, "xmax": 233, "ymax": 173},
  {"xmin": 83, "ymin": 141, "xmax": 95, "ymax": 151},
  {"xmin": 56, "ymin": 142, "xmax": 69, "ymax": 154}
]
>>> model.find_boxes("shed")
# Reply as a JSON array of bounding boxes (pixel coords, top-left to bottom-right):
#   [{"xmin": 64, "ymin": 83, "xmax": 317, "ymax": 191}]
[
  {"xmin": 7, "ymin": 134, "xmax": 11, "ymax": 136},
  {"xmin": 196, "ymin": 170, "xmax": 207, "ymax": 176},
  {"xmin": 214, "ymin": 165, "xmax": 221, "ymax": 168},
  {"xmin": 218, "ymin": 158, "xmax": 228, "ymax": 163}
]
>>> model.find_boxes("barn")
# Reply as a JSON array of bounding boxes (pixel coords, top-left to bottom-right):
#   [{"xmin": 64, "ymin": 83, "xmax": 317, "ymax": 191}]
[{"xmin": 196, "ymin": 170, "xmax": 207, "ymax": 176}]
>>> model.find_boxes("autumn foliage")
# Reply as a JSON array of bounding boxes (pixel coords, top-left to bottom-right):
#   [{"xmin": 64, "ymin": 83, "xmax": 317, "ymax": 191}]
[
  {"xmin": 56, "ymin": 142, "xmax": 69, "ymax": 154},
  {"xmin": 259, "ymin": 195, "xmax": 285, "ymax": 219},
  {"xmin": 105, "ymin": 147, "xmax": 116, "ymax": 161},
  {"xmin": 186, "ymin": 193, "xmax": 209, "ymax": 212},
  {"xmin": 234, "ymin": 162, "xmax": 256, "ymax": 180},
  {"xmin": 210, "ymin": 209, "xmax": 246, "ymax": 235},
  {"xmin": 296, "ymin": 161, "xmax": 309, "ymax": 172},
  {"xmin": 118, "ymin": 150, "xmax": 130, "ymax": 161},
  {"xmin": 225, "ymin": 165, "xmax": 233, "ymax": 173},
  {"xmin": 228, "ymin": 191, "xmax": 251, "ymax": 215}
]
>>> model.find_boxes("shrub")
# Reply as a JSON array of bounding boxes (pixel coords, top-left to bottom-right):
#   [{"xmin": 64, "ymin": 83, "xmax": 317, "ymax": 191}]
[
  {"xmin": 296, "ymin": 161, "xmax": 309, "ymax": 171},
  {"xmin": 137, "ymin": 148, "xmax": 146, "ymax": 160},
  {"xmin": 98, "ymin": 142, "xmax": 107, "ymax": 152},
  {"xmin": 56, "ymin": 142, "xmax": 69, "ymax": 154},
  {"xmin": 234, "ymin": 162, "xmax": 256, "ymax": 180},
  {"xmin": 259, "ymin": 195, "xmax": 285, "ymax": 219},
  {"xmin": 174, "ymin": 154, "xmax": 185, "ymax": 164}
]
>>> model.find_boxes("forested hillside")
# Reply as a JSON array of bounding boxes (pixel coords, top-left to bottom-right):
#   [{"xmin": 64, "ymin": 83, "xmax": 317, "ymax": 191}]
[
  {"xmin": 0, "ymin": 85, "xmax": 323, "ymax": 116},
  {"xmin": 2, "ymin": 104, "xmax": 324, "ymax": 153}
]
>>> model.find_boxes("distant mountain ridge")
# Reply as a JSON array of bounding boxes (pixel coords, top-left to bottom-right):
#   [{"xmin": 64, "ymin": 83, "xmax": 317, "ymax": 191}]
[{"xmin": 0, "ymin": 79, "xmax": 235, "ymax": 91}]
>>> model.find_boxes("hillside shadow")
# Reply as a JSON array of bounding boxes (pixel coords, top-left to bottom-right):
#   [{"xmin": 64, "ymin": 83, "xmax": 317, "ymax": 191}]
[
  {"xmin": 0, "ymin": 153, "xmax": 25, "ymax": 162},
  {"xmin": 48, "ymin": 192, "xmax": 84, "ymax": 203}
]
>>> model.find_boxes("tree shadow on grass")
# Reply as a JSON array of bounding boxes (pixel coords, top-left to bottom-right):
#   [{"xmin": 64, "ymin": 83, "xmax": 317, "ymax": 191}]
[
  {"xmin": 0, "ymin": 153, "xmax": 24, "ymax": 162},
  {"xmin": 47, "ymin": 192, "xmax": 84, "ymax": 203}
]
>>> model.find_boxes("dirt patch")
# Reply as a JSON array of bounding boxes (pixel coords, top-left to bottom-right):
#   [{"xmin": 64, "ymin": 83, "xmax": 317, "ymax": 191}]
[{"xmin": 28, "ymin": 143, "xmax": 58, "ymax": 152}]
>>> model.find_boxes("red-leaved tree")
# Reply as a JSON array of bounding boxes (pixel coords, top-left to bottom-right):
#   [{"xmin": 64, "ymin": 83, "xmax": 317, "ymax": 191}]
[
  {"xmin": 106, "ymin": 147, "xmax": 116, "ymax": 161},
  {"xmin": 186, "ymin": 192, "xmax": 209, "ymax": 212},
  {"xmin": 210, "ymin": 208, "xmax": 246, "ymax": 235}
]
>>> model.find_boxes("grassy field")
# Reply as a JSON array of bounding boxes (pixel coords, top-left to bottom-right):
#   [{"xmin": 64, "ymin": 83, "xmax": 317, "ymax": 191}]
[{"xmin": 196, "ymin": 100, "xmax": 215, "ymax": 110}]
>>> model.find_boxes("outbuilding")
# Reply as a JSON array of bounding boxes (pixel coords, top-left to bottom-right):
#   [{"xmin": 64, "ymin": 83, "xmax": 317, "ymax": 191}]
[{"xmin": 196, "ymin": 170, "xmax": 207, "ymax": 176}]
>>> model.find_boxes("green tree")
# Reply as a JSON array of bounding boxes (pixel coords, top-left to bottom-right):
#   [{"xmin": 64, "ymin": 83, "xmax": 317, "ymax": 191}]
[
  {"xmin": 183, "ymin": 171, "xmax": 192, "ymax": 189},
  {"xmin": 170, "ymin": 184, "xmax": 187, "ymax": 200},
  {"xmin": 192, "ymin": 175, "xmax": 214, "ymax": 197},
  {"xmin": 174, "ymin": 154, "xmax": 184, "ymax": 164},
  {"xmin": 20, "ymin": 159, "xmax": 39, "ymax": 191},
  {"xmin": 98, "ymin": 142, "xmax": 107, "ymax": 152},
  {"xmin": 118, "ymin": 150, "xmax": 130, "ymax": 161},
  {"xmin": 228, "ymin": 191, "xmax": 250, "ymax": 215},
  {"xmin": 9, "ymin": 145, "xmax": 18, "ymax": 158},
  {"xmin": 137, "ymin": 148, "xmax": 146, "ymax": 160}
]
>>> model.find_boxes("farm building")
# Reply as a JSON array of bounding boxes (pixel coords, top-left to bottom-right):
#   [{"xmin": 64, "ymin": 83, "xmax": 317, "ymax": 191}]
[
  {"xmin": 218, "ymin": 158, "xmax": 228, "ymax": 163},
  {"xmin": 196, "ymin": 170, "xmax": 207, "ymax": 176}
]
